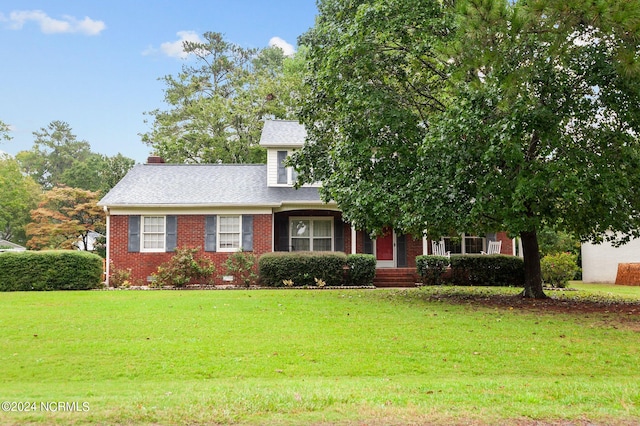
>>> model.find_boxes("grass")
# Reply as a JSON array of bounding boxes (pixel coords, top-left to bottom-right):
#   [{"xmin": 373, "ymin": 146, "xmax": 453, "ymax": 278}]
[
  {"xmin": 0, "ymin": 286, "xmax": 638, "ymax": 425},
  {"xmin": 572, "ymin": 281, "xmax": 640, "ymax": 298}
]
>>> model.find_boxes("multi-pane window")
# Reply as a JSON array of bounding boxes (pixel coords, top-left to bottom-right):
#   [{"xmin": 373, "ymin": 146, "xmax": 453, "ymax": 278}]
[
  {"xmin": 142, "ymin": 216, "xmax": 165, "ymax": 252},
  {"xmin": 464, "ymin": 236, "xmax": 484, "ymax": 254},
  {"xmin": 443, "ymin": 237, "xmax": 462, "ymax": 254},
  {"xmin": 442, "ymin": 234, "xmax": 485, "ymax": 254},
  {"xmin": 277, "ymin": 150, "xmax": 297, "ymax": 185},
  {"xmin": 218, "ymin": 216, "xmax": 241, "ymax": 251},
  {"xmin": 290, "ymin": 218, "xmax": 333, "ymax": 251}
]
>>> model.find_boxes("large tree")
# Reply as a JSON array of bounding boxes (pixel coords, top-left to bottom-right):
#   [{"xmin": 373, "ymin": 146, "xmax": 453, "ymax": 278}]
[
  {"xmin": 15, "ymin": 121, "xmax": 134, "ymax": 194},
  {"xmin": 142, "ymin": 32, "xmax": 304, "ymax": 164},
  {"xmin": 0, "ymin": 156, "xmax": 41, "ymax": 244},
  {"xmin": 60, "ymin": 152, "xmax": 135, "ymax": 195},
  {"xmin": 26, "ymin": 186, "xmax": 105, "ymax": 251},
  {"xmin": 16, "ymin": 120, "xmax": 92, "ymax": 190},
  {"xmin": 292, "ymin": 0, "xmax": 640, "ymax": 298}
]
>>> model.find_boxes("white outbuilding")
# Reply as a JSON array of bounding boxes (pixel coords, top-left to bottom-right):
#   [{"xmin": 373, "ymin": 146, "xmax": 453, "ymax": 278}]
[{"xmin": 581, "ymin": 236, "xmax": 640, "ymax": 283}]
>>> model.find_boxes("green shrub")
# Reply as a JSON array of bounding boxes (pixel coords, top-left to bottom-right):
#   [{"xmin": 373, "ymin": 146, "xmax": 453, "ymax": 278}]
[
  {"xmin": 152, "ymin": 247, "xmax": 215, "ymax": 287},
  {"xmin": 109, "ymin": 264, "xmax": 132, "ymax": 288},
  {"xmin": 346, "ymin": 254, "xmax": 376, "ymax": 286},
  {"xmin": 223, "ymin": 250, "xmax": 258, "ymax": 287},
  {"xmin": 541, "ymin": 252, "xmax": 579, "ymax": 288},
  {"xmin": 450, "ymin": 255, "xmax": 524, "ymax": 287},
  {"xmin": 258, "ymin": 252, "xmax": 347, "ymax": 287},
  {"xmin": 416, "ymin": 255, "xmax": 450, "ymax": 285},
  {"xmin": 108, "ymin": 263, "xmax": 145, "ymax": 288},
  {"xmin": 0, "ymin": 250, "xmax": 103, "ymax": 291}
]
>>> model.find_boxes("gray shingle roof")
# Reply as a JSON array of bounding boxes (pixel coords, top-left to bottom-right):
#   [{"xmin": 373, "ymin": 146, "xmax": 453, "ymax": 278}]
[
  {"xmin": 259, "ymin": 120, "xmax": 307, "ymax": 147},
  {"xmin": 98, "ymin": 164, "xmax": 324, "ymax": 207}
]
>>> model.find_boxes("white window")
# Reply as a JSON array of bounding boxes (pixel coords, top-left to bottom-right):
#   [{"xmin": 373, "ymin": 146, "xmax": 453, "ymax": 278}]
[
  {"xmin": 290, "ymin": 218, "xmax": 333, "ymax": 251},
  {"xmin": 277, "ymin": 150, "xmax": 297, "ymax": 185},
  {"xmin": 142, "ymin": 216, "xmax": 165, "ymax": 252},
  {"xmin": 442, "ymin": 234, "xmax": 485, "ymax": 254},
  {"xmin": 218, "ymin": 215, "xmax": 241, "ymax": 252}
]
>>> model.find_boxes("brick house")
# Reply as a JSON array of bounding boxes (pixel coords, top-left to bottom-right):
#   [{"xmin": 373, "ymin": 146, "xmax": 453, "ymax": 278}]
[{"xmin": 99, "ymin": 120, "xmax": 514, "ymax": 286}]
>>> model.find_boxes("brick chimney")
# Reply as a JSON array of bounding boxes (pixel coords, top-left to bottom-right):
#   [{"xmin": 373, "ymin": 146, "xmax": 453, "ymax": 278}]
[{"xmin": 147, "ymin": 155, "xmax": 165, "ymax": 164}]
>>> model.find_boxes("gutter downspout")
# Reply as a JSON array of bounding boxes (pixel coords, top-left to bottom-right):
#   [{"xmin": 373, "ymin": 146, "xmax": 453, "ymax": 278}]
[{"xmin": 103, "ymin": 206, "xmax": 110, "ymax": 287}]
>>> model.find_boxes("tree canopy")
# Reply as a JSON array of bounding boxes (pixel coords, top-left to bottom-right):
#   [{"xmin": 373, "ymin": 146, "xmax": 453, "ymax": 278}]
[
  {"xmin": 16, "ymin": 120, "xmax": 135, "ymax": 194},
  {"xmin": 142, "ymin": 32, "xmax": 305, "ymax": 164},
  {"xmin": 292, "ymin": 0, "xmax": 640, "ymax": 298},
  {"xmin": 26, "ymin": 186, "xmax": 105, "ymax": 251},
  {"xmin": 0, "ymin": 156, "xmax": 41, "ymax": 245},
  {"xmin": 16, "ymin": 120, "xmax": 92, "ymax": 190},
  {"xmin": 60, "ymin": 152, "xmax": 135, "ymax": 195}
]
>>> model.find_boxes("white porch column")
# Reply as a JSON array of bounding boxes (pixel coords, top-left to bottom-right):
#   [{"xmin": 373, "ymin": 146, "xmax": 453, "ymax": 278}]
[
  {"xmin": 351, "ymin": 225, "xmax": 357, "ymax": 254},
  {"xmin": 423, "ymin": 234, "xmax": 429, "ymax": 256},
  {"xmin": 104, "ymin": 207, "xmax": 110, "ymax": 287}
]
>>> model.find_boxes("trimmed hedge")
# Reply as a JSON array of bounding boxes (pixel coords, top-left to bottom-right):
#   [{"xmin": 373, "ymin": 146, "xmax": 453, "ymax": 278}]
[
  {"xmin": 346, "ymin": 254, "xmax": 376, "ymax": 286},
  {"xmin": 0, "ymin": 250, "xmax": 104, "ymax": 291},
  {"xmin": 259, "ymin": 252, "xmax": 348, "ymax": 287},
  {"xmin": 416, "ymin": 255, "xmax": 450, "ymax": 285},
  {"xmin": 450, "ymin": 255, "xmax": 524, "ymax": 287}
]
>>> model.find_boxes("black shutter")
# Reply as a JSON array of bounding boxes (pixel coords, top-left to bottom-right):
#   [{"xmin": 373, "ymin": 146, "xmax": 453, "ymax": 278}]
[
  {"xmin": 363, "ymin": 232, "xmax": 373, "ymax": 255},
  {"xmin": 128, "ymin": 216, "xmax": 140, "ymax": 252},
  {"xmin": 397, "ymin": 234, "xmax": 407, "ymax": 267},
  {"xmin": 165, "ymin": 215, "xmax": 177, "ymax": 252},
  {"xmin": 242, "ymin": 215, "xmax": 254, "ymax": 251},
  {"xmin": 334, "ymin": 216, "xmax": 344, "ymax": 252},
  {"xmin": 205, "ymin": 215, "xmax": 217, "ymax": 252},
  {"xmin": 275, "ymin": 215, "xmax": 289, "ymax": 251},
  {"xmin": 277, "ymin": 151, "xmax": 287, "ymax": 184}
]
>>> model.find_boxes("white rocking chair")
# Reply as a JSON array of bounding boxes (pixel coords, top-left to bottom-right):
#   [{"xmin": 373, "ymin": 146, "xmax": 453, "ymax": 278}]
[
  {"xmin": 431, "ymin": 240, "xmax": 451, "ymax": 258},
  {"xmin": 481, "ymin": 240, "xmax": 502, "ymax": 255}
]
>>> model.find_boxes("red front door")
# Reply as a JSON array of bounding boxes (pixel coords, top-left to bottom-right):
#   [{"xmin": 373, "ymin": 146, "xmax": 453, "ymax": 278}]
[{"xmin": 376, "ymin": 232, "xmax": 394, "ymax": 261}]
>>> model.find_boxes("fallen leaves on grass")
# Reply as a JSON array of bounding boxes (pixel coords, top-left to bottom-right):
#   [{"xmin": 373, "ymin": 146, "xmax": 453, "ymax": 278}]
[{"xmin": 416, "ymin": 286, "xmax": 636, "ymax": 313}]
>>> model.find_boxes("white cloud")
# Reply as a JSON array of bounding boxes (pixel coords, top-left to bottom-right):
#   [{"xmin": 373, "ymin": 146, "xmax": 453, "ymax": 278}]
[
  {"xmin": 73, "ymin": 16, "xmax": 106, "ymax": 36},
  {"xmin": 269, "ymin": 36, "xmax": 295, "ymax": 56},
  {"xmin": 158, "ymin": 31, "xmax": 204, "ymax": 59},
  {"xmin": 7, "ymin": 10, "xmax": 105, "ymax": 35}
]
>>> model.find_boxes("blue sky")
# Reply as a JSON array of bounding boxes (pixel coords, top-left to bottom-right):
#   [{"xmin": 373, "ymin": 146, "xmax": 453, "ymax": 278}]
[{"xmin": 0, "ymin": 1, "xmax": 318, "ymax": 163}]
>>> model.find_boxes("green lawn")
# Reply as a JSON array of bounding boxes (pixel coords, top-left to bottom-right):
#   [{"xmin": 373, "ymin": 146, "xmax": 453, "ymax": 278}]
[
  {"xmin": 0, "ymin": 286, "xmax": 638, "ymax": 425},
  {"xmin": 572, "ymin": 281, "xmax": 640, "ymax": 298}
]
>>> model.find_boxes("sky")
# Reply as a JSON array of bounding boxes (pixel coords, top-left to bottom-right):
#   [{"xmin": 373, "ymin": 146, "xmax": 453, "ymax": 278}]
[{"xmin": 0, "ymin": 1, "xmax": 318, "ymax": 163}]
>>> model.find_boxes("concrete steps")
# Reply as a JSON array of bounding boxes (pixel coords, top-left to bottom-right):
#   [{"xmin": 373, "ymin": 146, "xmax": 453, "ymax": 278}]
[{"xmin": 373, "ymin": 268, "xmax": 418, "ymax": 288}]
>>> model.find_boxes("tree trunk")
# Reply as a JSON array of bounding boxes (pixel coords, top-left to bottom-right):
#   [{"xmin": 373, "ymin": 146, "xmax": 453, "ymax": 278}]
[{"xmin": 520, "ymin": 230, "xmax": 547, "ymax": 299}]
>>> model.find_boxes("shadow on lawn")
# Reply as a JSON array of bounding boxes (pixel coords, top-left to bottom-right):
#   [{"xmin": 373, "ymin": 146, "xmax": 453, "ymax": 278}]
[{"xmin": 397, "ymin": 286, "xmax": 640, "ymax": 318}]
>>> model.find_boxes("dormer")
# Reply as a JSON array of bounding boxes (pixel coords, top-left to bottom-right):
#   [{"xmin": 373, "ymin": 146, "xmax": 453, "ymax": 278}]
[{"xmin": 260, "ymin": 120, "xmax": 310, "ymax": 187}]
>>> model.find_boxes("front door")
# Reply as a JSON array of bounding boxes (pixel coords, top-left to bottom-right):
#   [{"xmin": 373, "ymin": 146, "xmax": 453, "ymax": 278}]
[{"xmin": 375, "ymin": 231, "xmax": 395, "ymax": 268}]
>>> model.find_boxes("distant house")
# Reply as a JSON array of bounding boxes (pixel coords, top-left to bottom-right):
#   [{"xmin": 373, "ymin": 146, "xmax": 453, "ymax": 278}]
[
  {"xmin": 0, "ymin": 239, "xmax": 26, "ymax": 252},
  {"xmin": 75, "ymin": 231, "xmax": 104, "ymax": 252},
  {"xmin": 98, "ymin": 120, "xmax": 514, "ymax": 286},
  {"xmin": 582, "ymin": 237, "xmax": 640, "ymax": 283}
]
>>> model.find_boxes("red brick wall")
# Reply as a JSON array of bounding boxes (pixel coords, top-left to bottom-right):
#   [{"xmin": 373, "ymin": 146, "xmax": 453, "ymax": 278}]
[
  {"xmin": 496, "ymin": 231, "xmax": 513, "ymax": 255},
  {"xmin": 353, "ymin": 230, "xmax": 424, "ymax": 267},
  {"xmin": 405, "ymin": 236, "xmax": 424, "ymax": 268},
  {"xmin": 108, "ymin": 214, "xmax": 272, "ymax": 285},
  {"xmin": 342, "ymin": 223, "xmax": 352, "ymax": 254}
]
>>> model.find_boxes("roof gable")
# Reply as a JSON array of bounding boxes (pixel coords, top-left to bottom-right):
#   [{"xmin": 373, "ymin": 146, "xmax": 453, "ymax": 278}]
[{"xmin": 259, "ymin": 120, "xmax": 306, "ymax": 147}]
